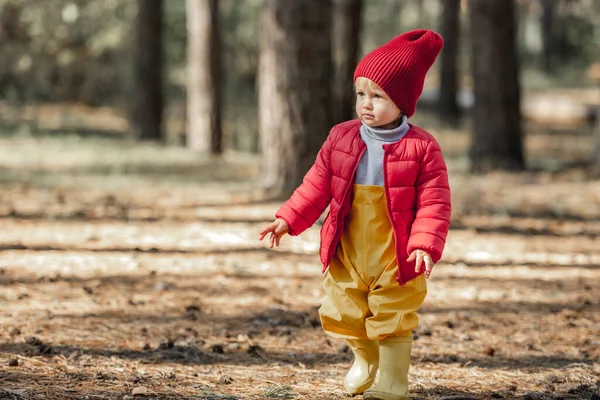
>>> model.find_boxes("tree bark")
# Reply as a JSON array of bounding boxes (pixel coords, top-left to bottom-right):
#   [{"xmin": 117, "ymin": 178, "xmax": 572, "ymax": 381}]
[
  {"xmin": 132, "ymin": 0, "xmax": 163, "ymax": 141},
  {"xmin": 332, "ymin": 0, "xmax": 363, "ymax": 124},
  {"xmin": 186, "ymin": 0, "xmax": 222, "ymax": 154},
  {"xmin": 438, "ymin": 0, "xmax": 461, "ymax": 123},
  {"xmin": 259, "ymin": 0, "xmax": 333, "ymax": 197},
  {"xmin": 469, "ymin": 0, "xmax": 524, "ymax": 172}
]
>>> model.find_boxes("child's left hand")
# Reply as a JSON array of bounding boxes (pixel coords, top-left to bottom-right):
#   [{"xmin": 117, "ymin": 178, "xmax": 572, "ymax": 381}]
[{"xmin": 408, "ymin": 250, "xmax": 434, "ymax": 278}]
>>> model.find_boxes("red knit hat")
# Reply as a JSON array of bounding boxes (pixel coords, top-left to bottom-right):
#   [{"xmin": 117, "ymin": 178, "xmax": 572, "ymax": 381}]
[{"xmin": 354, "ymin": 29, "xmax": 444, "ymax": 118}]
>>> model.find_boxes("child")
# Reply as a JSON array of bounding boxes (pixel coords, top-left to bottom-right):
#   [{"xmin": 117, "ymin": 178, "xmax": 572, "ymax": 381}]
[{"xmin": 259, "ymin": 29, "xmax": 450, "ymax": 400}]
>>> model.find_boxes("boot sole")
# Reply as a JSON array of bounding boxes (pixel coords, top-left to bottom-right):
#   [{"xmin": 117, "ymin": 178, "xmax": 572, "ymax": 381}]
[{"xmin": 343, "ymin": 377, "xmax": 376, "ymax": 395}]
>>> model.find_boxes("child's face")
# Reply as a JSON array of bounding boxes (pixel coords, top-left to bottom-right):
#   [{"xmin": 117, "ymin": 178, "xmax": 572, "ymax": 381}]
[{"xmin": 355, "ymin": 77, "xmax": 401, "ymax": 129}]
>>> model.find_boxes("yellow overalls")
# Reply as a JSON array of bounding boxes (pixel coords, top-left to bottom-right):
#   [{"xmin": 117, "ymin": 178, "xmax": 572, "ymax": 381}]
[{"xmin": 319, "ymin": 184, "xmax": 427, "ymax": 341}]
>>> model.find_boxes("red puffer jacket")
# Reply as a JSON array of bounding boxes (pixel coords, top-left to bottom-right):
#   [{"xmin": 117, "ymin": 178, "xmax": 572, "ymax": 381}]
[{"xmin": 276, "ymin": 119, "xmax": 451, "ymax": 285}]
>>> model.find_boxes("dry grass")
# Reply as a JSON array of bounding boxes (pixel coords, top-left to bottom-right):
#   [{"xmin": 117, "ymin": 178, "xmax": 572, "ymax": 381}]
[{"xmin": 0, "ymin": 129, "xmax": 599, "ymax": 400}]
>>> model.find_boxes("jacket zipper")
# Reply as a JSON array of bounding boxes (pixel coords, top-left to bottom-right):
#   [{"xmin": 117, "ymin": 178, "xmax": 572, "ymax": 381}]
[
  {"xmin": 326, "ymin": 142, "xmax": 366, "ymax": 266},
  {"xmin": 382, "ymin": 143, "xmax": 405, "ymax": 286}
]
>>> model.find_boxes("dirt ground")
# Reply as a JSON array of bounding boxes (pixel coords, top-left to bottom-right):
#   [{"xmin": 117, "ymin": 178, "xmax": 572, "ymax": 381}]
[{"xmin": 0, "ymin": 130, "xmax": 599, "ymax": 400}]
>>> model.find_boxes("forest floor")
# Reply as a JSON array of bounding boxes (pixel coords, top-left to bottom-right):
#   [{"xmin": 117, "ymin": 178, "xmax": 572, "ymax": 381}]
[{"xmin": 0, "ymin": 122, "xmax": 599, "ymax": 400}]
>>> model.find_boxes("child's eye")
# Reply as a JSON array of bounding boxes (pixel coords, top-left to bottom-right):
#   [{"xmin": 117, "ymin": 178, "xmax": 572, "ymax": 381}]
[
  {"xmin": 356, "ymin": 92, "xmax": 365, "ymax": 97},
  {"xmin": 374, "ymin": 94, "xmax": 382, "ymax": 99}
]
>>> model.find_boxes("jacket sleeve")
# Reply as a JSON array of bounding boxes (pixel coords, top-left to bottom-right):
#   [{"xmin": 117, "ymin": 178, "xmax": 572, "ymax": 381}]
[
  {"xmin": 407, "ymin": 139, "xmax": 451, "ymax": 263},
  {"xmin": 275, "ymin": 133, "xmax": 334, "ymax": 236}
]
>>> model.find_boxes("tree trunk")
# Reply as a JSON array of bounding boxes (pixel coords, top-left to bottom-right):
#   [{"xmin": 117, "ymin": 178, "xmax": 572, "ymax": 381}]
[
  {"xmin": 259, "ymin": 0, "xmax": 333, "ymax": 197},
  {"xmin": 332, "ymin": 0, "xmax": 363, "ymax": 124},
  {"xmin": 468, "ymin": 0, "xmax": 524, "ymax": 172},
  {"xmin": 593, "ymin": 89, "xmax": 600, "ymax": 175},
  {"xmin": 186, "ymin": 0, "xmax": 222, "ymax": 154},
  {"xmin": 438, "ymin": 0, "xmax": 461, "ymax": 123},
  {"xmin": 132, "ymin": 0, "xmax": 163, "ymax": 141}
]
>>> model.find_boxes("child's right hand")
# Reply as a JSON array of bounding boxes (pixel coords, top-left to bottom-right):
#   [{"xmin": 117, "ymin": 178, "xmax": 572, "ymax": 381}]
[{"xmin": 259, "ymin": 218, "xmax": 289, "ymax": 248}]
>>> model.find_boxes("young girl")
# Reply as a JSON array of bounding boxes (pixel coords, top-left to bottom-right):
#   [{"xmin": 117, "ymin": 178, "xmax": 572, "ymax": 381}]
[{"xmin": 259, "ymin": 29, "xmax": 451, "ymax": 400}]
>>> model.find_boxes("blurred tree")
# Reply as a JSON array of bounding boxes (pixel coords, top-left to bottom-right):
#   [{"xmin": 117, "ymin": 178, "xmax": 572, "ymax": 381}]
[
  {"xmin": 415, "ymin": 0, "xmax": 425, "ymax": 25},
  {"xmin": 469, "ymin": 0, "xmax": 524, "ymax": 172},
  {"xmin": 332, "ymin": 0, "xmax": 363, "ymax": 124},
  {"xmin": 590, "ymin": 63, "xmax": 600, "ymax": 174},
  {"xmin": 362, "ymin": 0, "xmax": 406, "ymax": 52},
  {"xmin": 132, "ymin": 0, "xmax": 164, "ymax": 141},
  {"xmin": 259, "ymin": 0, "xmax": 333, "ymax": 197},
  {"xmin": 0, "ymin": 2, "xmax": 26, "ymax": 41},
  {"xmin": 220, "ymin": 0, "xmax": 261, "ymax": 153},
  {"xmin": 438, "ymin": 0, "xmax": 460, "ymax": 123},
  {"xmin": 186, "ymin": 0, "xmax": 222, "ymax": 154},
  {"xmin": 391, "ymin": 0, "xmax": 404, "ymax": 29},
  {"xmin": 540, "ymin": 0, "xmax": 557, "ymax": 72}
]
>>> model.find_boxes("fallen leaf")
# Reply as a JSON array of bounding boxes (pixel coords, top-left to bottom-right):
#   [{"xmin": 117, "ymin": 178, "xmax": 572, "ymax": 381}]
[{"xmin": 132, "ymin": 386, "xmax": 149, "ymax": 395}]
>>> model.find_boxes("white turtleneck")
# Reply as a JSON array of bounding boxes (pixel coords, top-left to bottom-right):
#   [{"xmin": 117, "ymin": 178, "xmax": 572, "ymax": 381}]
[{"xmin": 355, "ymin": 115, "xmax": 409, "ymax": 186}]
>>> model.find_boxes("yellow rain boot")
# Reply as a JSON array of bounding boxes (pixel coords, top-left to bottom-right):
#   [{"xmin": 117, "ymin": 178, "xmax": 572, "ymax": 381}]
[
  {"xmin": 343, "ymin": 339, "xmax": 379, "ymax": 395},
  {"xmin": 363, "ymin": 336, "xmax": 412, "ymax": 400}
]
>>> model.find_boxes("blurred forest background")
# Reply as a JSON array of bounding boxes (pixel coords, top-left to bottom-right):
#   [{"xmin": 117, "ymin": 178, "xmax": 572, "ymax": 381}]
[
  {"xmin": 1, "ymin": 1, "xmax": 600, "ymax": 399},
  {"xmin": 1, "ymin": 0, "xmax": 599, "ymax": 177}
]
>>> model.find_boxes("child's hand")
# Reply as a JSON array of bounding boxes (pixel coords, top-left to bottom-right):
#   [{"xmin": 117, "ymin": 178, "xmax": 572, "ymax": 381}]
[
  {"xmin": 408, "ymin": 250, "xmax": 434, "ymax": 278},
  {"xmin": 259, "ymin": 218, "xmax": 289, "ymax": 248}
]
